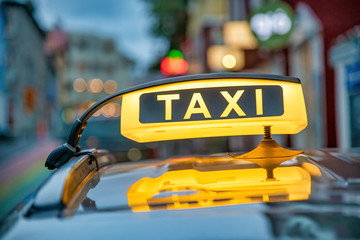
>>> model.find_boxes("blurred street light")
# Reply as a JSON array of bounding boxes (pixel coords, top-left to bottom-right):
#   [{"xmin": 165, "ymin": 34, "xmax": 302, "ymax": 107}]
[
  {"xmin": 88, "ymin": 78, "xmax": 104, "ymax": 93},
  {"xmin": 222, "ymin": 54, "xmax": 237, "ymax": 69},
  {"xmin": 223, "ymin": 21, "xmax": 258, "ymax": 49},
  {"xmin": 207, "ymin": 45, "xmax": 244, "ymax": 71},
  {"xmin": 104, "ymin": 80, "xmax": 118, "ymax": 94},
  {"xmin": 73, "ymin": 78, "xmax": 87, "ymax": 93},
  {"xmin": 160, "ymin": 49, "xmax": 188, "ymax": 75}
]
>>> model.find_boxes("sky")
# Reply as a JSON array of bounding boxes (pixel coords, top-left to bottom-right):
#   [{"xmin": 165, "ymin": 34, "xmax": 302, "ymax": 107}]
[{"xmin": 33, "ymin": 0, "xmax": 168, "ymax": 68}]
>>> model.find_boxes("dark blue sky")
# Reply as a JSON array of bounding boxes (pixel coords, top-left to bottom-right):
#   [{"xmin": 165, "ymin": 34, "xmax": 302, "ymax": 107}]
[{"xmin": 34, "ymin": 0, "xmax": 167, "ymax": 67}]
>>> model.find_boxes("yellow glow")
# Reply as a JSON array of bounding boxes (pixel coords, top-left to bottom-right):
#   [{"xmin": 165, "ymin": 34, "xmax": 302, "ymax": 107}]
[
  {"xmin": 88, "ymin": 78, "xmax": 103, "ymax": 93},
  {"xmin": 224, "ymin": 21, "xmax": 258, "ymax": 49},
  {"xmin": 73, "ymin": 78, "xmax": 87, "ymax": 93},
  {"xmin": 127, "ymin": 166, "xmax": 311, "ymax": 211},
  {"xmin": 222, "ymin": 54, "xmax": 237, "ymax": 69},
  {"xmin": 104, "ymin": 80, "xmax": 118, "ymax": 94},
  {"xmin": 121, "ymin": 79, "xmax": 308, "ymax": 143},
  {"xmin": 302, "ymin": 162, "xmax": 322, "ymax": 176},
  {"xmin": 207, "ymin": 46, "xmax": 245, "ymax": 71}
]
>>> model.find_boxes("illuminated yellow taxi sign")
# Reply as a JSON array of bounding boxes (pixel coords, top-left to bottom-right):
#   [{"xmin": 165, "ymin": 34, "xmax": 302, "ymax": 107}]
[{"xmin": 121, "ymin": 75, "xmax": 307, "ymax": 142}]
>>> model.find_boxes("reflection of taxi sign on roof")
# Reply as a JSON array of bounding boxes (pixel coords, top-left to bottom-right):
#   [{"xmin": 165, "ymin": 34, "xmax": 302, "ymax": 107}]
[
  {"xmin": 121, "ymin": 74, "xmax": 307, "ymax": 142},
  {"xmin": 128, "ymin": 163, "xmax": 311, "ymax": 212}
]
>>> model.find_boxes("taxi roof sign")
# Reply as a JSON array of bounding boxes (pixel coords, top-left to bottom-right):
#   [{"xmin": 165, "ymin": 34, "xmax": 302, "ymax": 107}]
[{"xmin": 121, "ymin": 73, "xmax": 307, "ymax": 142}]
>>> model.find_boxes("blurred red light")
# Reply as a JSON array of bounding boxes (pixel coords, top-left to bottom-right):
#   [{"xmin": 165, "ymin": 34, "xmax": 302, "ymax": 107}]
[{"xmin": 160, "ymin": 57, "xmax": 188, "ymax": 75}]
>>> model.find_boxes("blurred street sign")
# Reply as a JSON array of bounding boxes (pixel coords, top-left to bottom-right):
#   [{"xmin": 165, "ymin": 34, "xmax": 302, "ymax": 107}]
[{"xmin": 250, "ymin": 1, "xmax": 294, "ymax": 49}]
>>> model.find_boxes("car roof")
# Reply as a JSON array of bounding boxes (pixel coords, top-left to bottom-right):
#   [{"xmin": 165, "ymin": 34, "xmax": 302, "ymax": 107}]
[{"xmin": 2, "ymin": 149, "xmax": 360, "ymax": 239}]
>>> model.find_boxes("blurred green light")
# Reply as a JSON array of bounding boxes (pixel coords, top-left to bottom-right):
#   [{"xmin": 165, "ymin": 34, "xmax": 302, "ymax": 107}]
[{"xmin": 168, "ymin": 49, "xmax": 183, "ymax": 59}]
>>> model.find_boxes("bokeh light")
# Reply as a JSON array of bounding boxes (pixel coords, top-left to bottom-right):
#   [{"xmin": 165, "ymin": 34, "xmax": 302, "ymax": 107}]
[
  {"xmin": 104, "ymin": 80, "xmax": 118, "ymax": 94},
  {"xmin": 113, "ymin": 103, "xmax": 121, "ymax": 117},
  {"xmin": 61, "ymin": 108, "xmax": 76, "ymax": 124},
  {"xmin": 160, "ymin": 57, "xmax": 188, "ymax": 75},
  {"xmin": 168, "ymin": 49, "xmax": 184, "ymax": 58},
  {"xmin": 222, "ymin": 54, "xmax": 237, "ymax": 69},
  {"xmin": 127, "ymin": 148, "xmax": 142, "ymax": 161},
  {"xmin": 101, "ymin": 102, "xmax": 116, "ymax": 118},
  {"xmin": 73, "ymin": 78, "xmax": 87, "ymax": 93},
  {"xmin": 87, "ymin": 78, "xmax": 103, "ymax": 93}
]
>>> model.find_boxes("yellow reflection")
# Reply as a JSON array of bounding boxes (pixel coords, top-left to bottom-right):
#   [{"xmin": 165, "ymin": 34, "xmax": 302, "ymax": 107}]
[
  {"xmin": 88, "ymin": 78, "xmax": 103, "ymax": 93},
  {"xmin": 104, "ymin": 80, "xmax": 118, "ymax": 94},
  {"xmin": 73, "ymin": 78, "xmax": 87, "ymax": 93},
  {"xmin": 302, "ymin": 162, "xmax": 321, "ymax": 176},
  {"xmin": 127, "ymin": 166, "xmax": 311, "ymax": 212},
  {"xmin": 222, "ymin": 54, "xmax": 237, "ymax": 69}
]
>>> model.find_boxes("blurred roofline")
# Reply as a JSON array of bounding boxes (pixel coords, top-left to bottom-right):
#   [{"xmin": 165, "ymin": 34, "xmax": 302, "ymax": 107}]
[{"xmin": 1, "ymin": 0, "xmax": 45, "ymax": 38}]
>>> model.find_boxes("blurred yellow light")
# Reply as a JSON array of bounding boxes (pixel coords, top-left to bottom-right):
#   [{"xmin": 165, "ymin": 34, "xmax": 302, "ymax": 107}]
[
  {"xmin": 73, "ymin": 78, "xmax": 87, "ymax": 93},
  {"xmin": 222, "ymin": 54, "xmax": 236, "ymax": 69},
  {"xmin": 224, "ymin": 21, "xmax": 258, "ymax": 49},
  {"xmin": 104, "ymin": 80, "xmax": 118, "ymax": 94},
  {"xmin": 88, "ymin": 78, "xmax": 103, "ymax": 93},
  {"xmin": 207, "ymin": 45, "xmax": 244, "ymax": 71}
]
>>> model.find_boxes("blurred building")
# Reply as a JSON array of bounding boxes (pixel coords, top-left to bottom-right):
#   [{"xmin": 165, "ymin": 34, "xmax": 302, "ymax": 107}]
[
  {"xmin": 0, "ymin": 4, "xmax": 7, "ymax": 136},
  {"xmin": 0, "ymin": 1, "xmax": 56, "ymax": 139},
  {"xmin": 330, "ymin": 26, "xmax": 360, "ymax": 148},
  {"xmin": 185, "ymin": 0, "xmax": 360, "ymax": 150},
  {"xmin": 45, "ymin": 32, "xmax": 135, "ymax": 131}
]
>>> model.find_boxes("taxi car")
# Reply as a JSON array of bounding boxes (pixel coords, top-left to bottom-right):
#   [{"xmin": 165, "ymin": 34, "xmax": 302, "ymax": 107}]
[{"xmin": 1, "ymin": 73, "xmax": 360, "ymax": 239}]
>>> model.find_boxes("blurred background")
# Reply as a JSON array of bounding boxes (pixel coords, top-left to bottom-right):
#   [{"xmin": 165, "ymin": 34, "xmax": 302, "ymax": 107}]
[{"xmin": 0, "ymin": 0, "xmax": 359, "ymax": 218}]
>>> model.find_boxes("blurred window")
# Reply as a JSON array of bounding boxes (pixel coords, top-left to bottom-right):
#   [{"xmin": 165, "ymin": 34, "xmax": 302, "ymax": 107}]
[
  {"xmin": 103, "ymin": 40, "xmax": 115, "ymax": 54},
  {"xmin": 78, "ymin": 38, "xmax": 88, "ymax": 50},
  {"xmin": 350, "ymin": 93, "xmax": 360, "ymax": 147},
  {"xmin": 104, "ymin": 64, "xmax": 114, "ymax": 74},
  {"xmin": 76, "ymin": 61, "xmax": 87, "ymax": 72}
]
